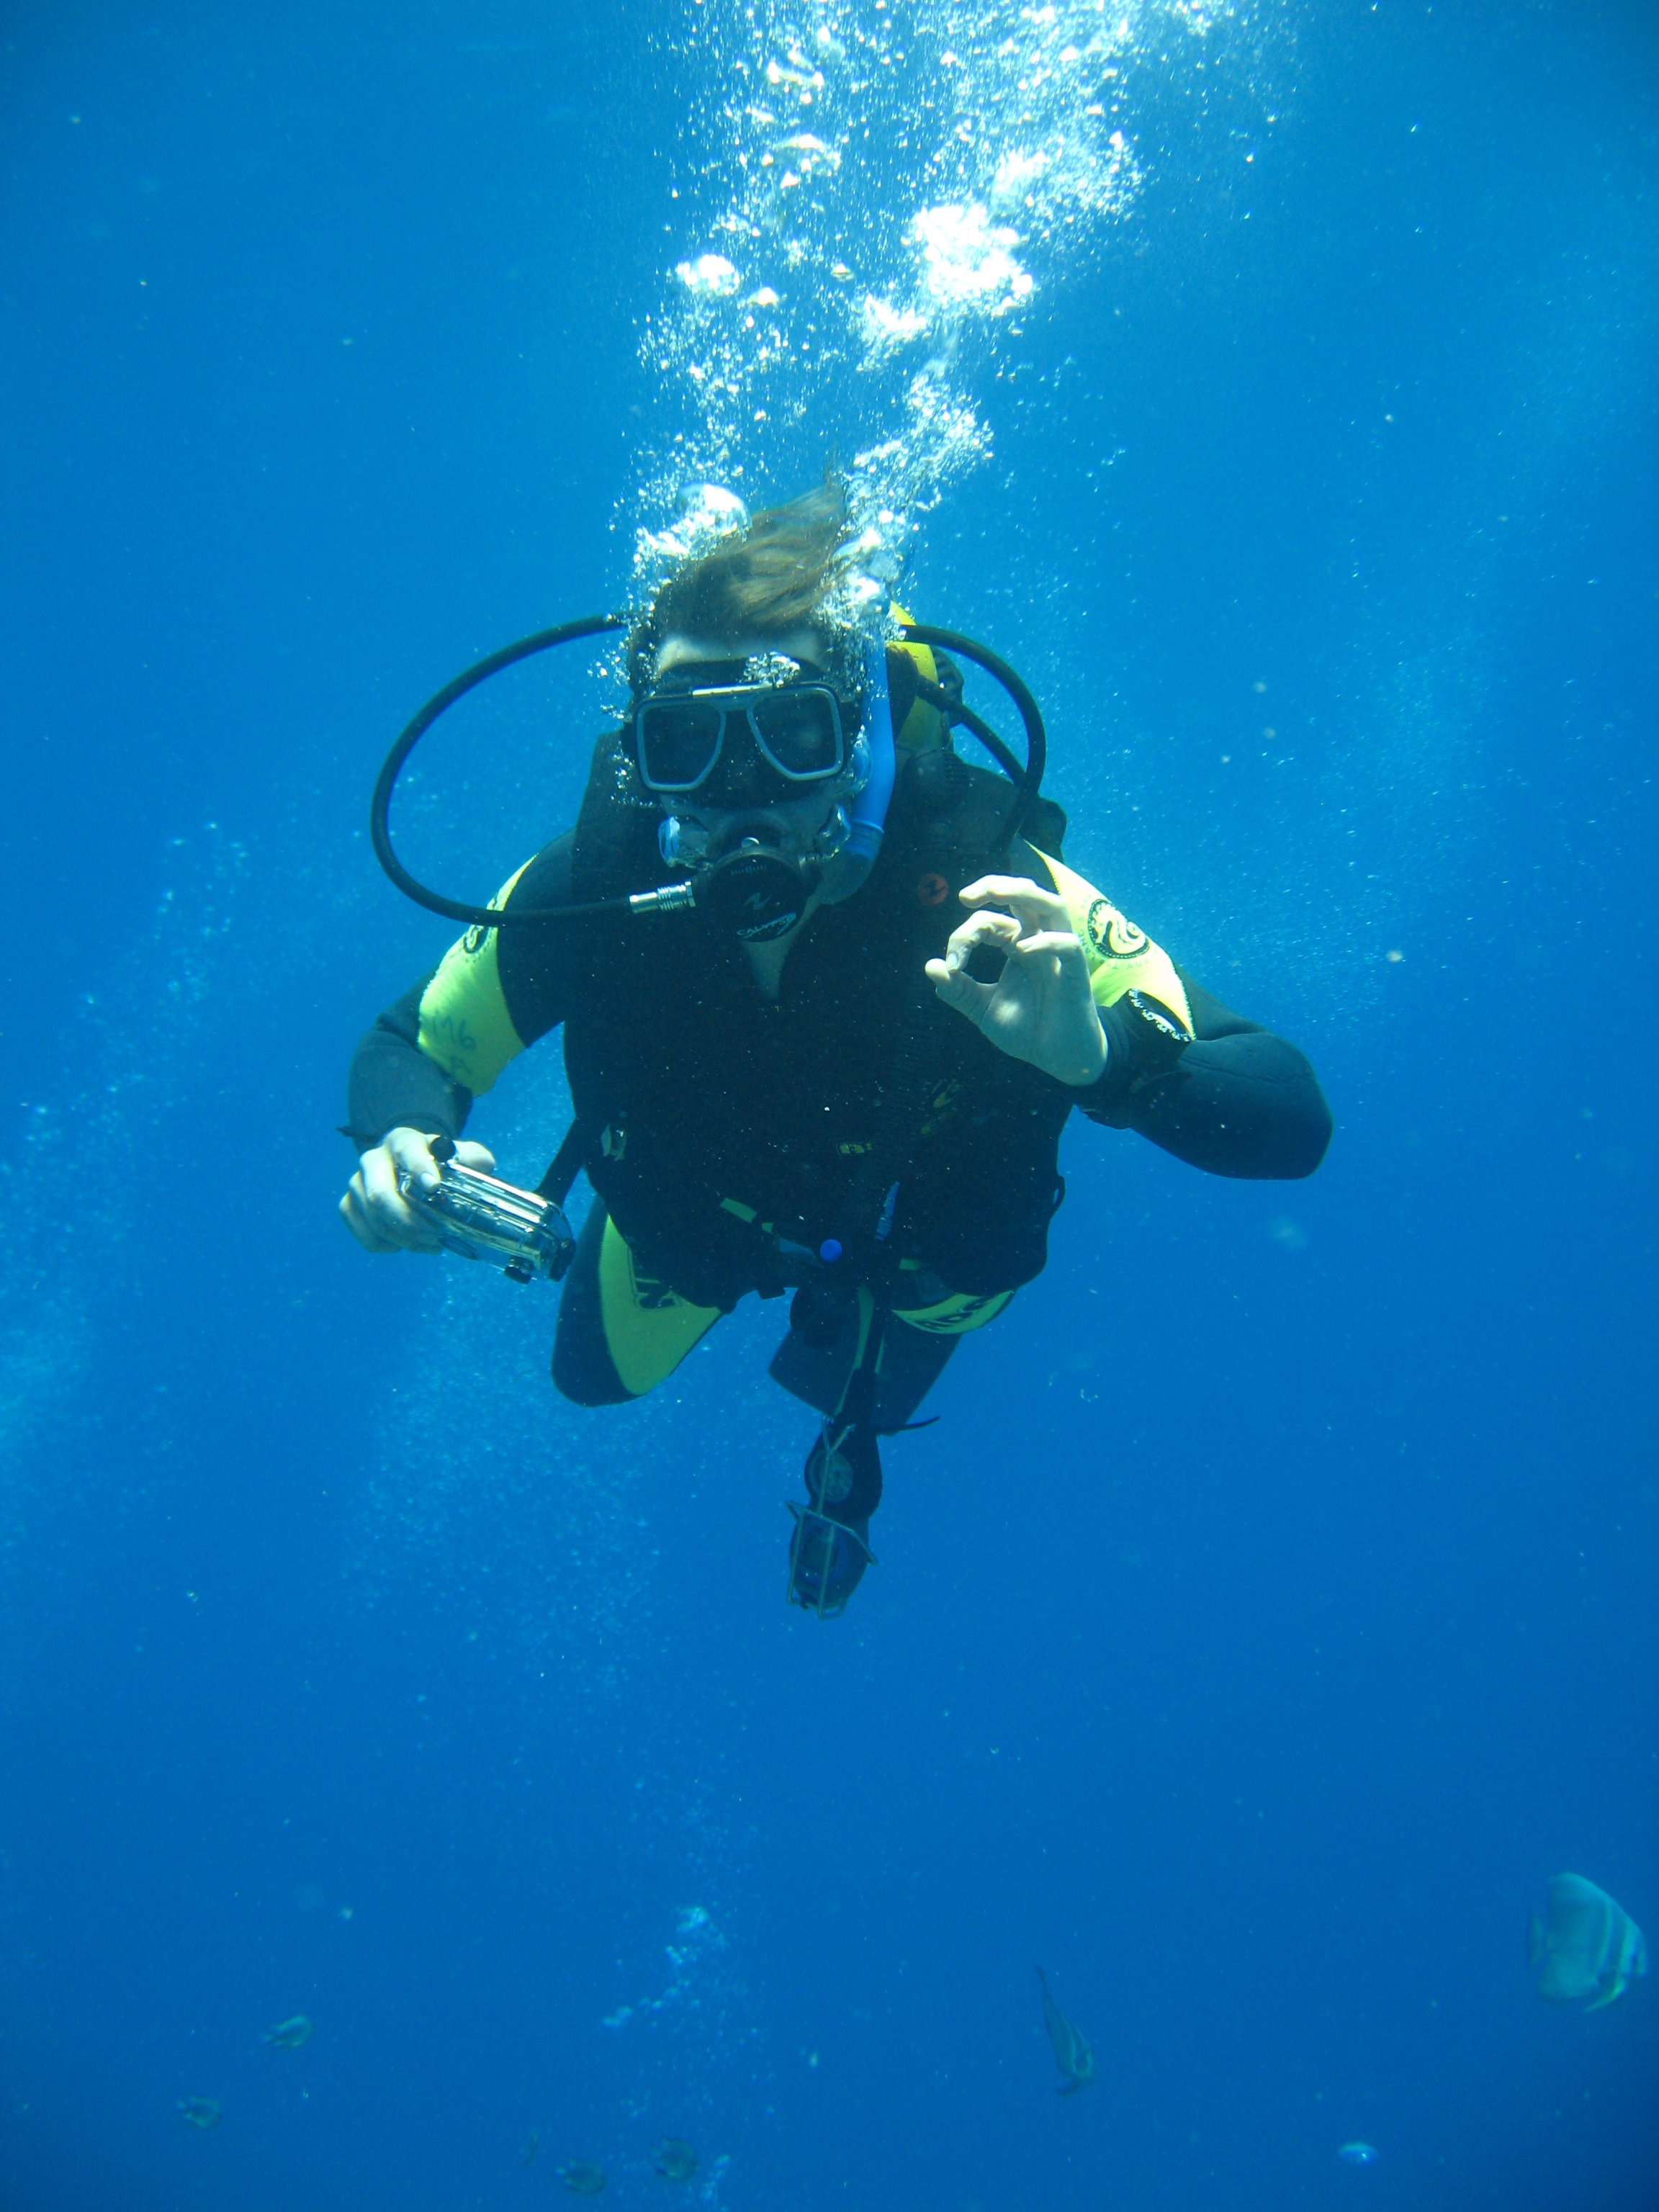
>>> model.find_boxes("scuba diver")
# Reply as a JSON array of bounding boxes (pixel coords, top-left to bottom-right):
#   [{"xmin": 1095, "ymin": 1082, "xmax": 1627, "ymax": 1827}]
[{"xmin": 340, "ymin": 484, "xmax": 1332, "ymax": 1615}]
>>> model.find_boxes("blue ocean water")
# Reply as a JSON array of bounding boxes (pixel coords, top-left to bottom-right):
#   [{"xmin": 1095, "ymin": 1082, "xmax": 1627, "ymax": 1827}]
[{"xmin": 1, "ymin": 2, "xmax": 1655, "ymax": 2207}]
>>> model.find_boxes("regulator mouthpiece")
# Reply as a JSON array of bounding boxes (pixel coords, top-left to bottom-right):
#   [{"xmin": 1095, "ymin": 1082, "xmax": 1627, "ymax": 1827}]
[{"xmin": 698, "ymin": 845, "xmax": 821, "ymax": 943}]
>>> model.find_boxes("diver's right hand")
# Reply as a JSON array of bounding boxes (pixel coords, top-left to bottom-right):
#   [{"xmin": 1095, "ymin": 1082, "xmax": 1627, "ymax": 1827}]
[{"xmin": 338, "ymin": 1127, "xmax": 498, "ymax": 1255}]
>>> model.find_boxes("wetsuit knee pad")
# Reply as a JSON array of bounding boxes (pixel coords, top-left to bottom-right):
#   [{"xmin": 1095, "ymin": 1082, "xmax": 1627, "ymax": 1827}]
[{"xmin": 551, "ymin": 1203, "xmax": 719, "ymax": 1405}]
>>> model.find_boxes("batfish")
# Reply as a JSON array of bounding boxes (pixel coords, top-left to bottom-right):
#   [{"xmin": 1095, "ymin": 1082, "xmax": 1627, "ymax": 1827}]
[
  {"xmin": 1529, "ymin": 1873, "xmax": 1647, "ymax": 2011},
  {"xmin": 260, "ymin": 2014, "xmax": 314, "ymax": 2049},
  {"xmin": 1035, "ymin": 1966, "xmax": 1095, "ymax": 2095},
  {"xmin": 176, "ymin": 2095, "xmax": 222, "ymax": 2130},
  {"xmin": 655, "ymin": 2138, "xmax": 698, "ymax": 2181},
  {"xmin": 558, "ymin": 2160, "xmax": 607, "ymax": 2196}
]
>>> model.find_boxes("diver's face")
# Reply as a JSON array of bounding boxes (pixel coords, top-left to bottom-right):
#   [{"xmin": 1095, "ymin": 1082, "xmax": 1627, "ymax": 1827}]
[{"xmin": 651, "ymin": 628, "xmax": 846, "ymax": 860}]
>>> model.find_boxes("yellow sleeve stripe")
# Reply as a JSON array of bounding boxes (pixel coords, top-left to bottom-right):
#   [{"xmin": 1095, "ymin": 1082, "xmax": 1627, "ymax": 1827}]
[
  {"xmin": 415, "ymin": 861, "xmax": 532, "ymax": 1097},
  {"xmin": 1031, "ymin": 850, "xmax": 1194, "ymax": 1036}
]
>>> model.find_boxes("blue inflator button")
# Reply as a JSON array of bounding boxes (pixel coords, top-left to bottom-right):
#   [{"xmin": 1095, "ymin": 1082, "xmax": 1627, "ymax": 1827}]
[{"xmin": 819, "ymin": 1238, "xmax": 842, "ymax": 1264}]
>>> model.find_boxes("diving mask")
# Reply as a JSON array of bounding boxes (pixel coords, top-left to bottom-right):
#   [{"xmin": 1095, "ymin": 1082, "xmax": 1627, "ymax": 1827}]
[
  {"xmin": 634, "ymin": 674, "xmax": 863, "ymax": 796},
  {"xmin": 786, "ymin": 1502, "xmax": 875, "ymax": 1617},
  {"xmin": 785, "ymin": 1413, "xmax": 882, "ymax": 1616}
]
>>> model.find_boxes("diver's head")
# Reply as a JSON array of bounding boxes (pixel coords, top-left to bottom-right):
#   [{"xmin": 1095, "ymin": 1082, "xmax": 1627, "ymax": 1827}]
[
  {"xmin": 628, "ymin": 486, "xmax": 877, "ymax": 940},
  {"xmin": 624, "ymin": 480, "xmax": 963, "ymax": 940}
]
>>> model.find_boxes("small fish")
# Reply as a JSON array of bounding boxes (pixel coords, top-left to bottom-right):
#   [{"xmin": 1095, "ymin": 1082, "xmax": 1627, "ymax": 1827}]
[
  {"xmin": 176, "ymin": 2095, "xmax": 222, "ymax": 2131},
  {"xmin": 520, "ymin": 2128, "xmax": 540, "ymax": 2167},
  {"xmin": 259, "ymin": 2014, "xmax": 313, "ymax": 2049},
  {"xmin": 1339, "ymin": 2141, "xmax": 1380, "ymax": 2167},
  {"xmin": 558, "ymin": 2160, "xmax": 607, "ymax": 2196},
  {"xmin": 655, "ymin": 2136, "xmax": 698, "ymax": 2181},
  {"xmin": 1035, "ymin": 1966, "xmax": 1094, "ymax": 2095},
  {"xmin": 1529, "ymin": 1873, "xmax": 1648, "ymax": 2011}
]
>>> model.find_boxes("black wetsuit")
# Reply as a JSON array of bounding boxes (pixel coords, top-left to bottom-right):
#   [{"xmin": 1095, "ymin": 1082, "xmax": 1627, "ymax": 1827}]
[{"xmin": 348, "ymin": 742, "xmax": 1331, "ymax": 1416}]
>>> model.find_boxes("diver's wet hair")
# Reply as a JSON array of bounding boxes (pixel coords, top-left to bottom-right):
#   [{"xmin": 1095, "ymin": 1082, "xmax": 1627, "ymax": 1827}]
[{"xmin": 629, "ymin": 478, "xmax": 849, "ymax": 693}]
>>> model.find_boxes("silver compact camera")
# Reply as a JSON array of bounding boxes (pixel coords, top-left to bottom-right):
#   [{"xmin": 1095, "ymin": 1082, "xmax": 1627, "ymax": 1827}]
[{"xmin": 398, "ymin": 1136, "xmax": 575, "ymax": 1283}]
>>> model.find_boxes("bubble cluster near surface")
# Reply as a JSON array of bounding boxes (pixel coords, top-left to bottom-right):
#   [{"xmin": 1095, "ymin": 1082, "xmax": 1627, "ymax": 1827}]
[{"xmin": 625, "ymin": 0, "xmax": 1258, "ymax": 605}]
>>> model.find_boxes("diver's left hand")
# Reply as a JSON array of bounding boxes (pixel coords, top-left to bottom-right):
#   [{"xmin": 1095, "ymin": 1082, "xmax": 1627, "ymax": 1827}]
[{"xmin": 925, "ymin": 876, "xmax": 1108, "ymax": 1087}]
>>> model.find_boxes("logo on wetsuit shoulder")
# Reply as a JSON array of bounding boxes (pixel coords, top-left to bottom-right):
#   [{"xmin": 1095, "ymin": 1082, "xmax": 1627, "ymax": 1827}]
[{"xmin": 1085, "ymin": 898, "xmax": 1147, "ymax": 961}]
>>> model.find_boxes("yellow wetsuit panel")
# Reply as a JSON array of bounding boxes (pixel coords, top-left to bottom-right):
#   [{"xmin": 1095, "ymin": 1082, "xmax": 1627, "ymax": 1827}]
[
  {"xmin": 891, "ymin": 1286, "xmax": 1015, "ymax": 1336},
  {"xmin": 1032, "ymin": 850, "xmax": 1194, "ymax": 1035},
  {"xmin": 415, "ymin": 862, "xmax": 533, "ymax": 1097},
  {"xmin": 598, "ymin": 1214, "xmax": 721, "ymax": 1398}
]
